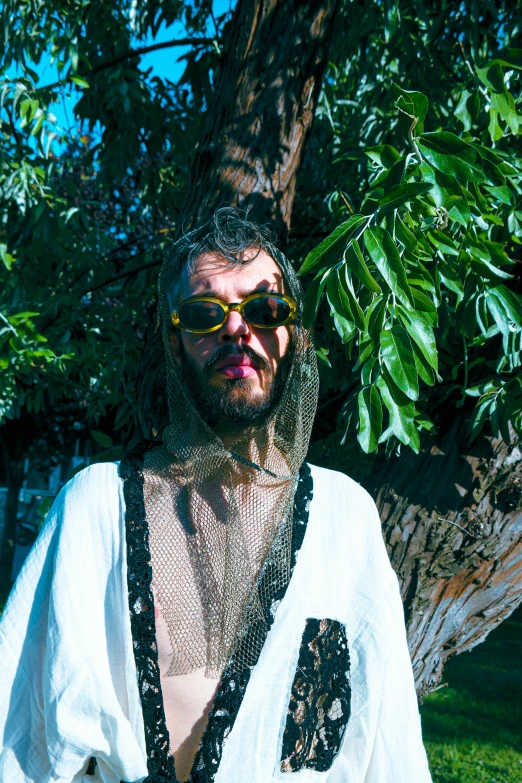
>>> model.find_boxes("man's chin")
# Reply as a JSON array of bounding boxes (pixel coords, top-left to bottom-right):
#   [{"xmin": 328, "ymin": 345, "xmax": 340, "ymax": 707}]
[
  {"xmin": 198, "ymin": 378, "xmax": 274, "ymax": 428},
  {"xmin": 179, "ymin": 350, "xmax": 288, "ymax": 430},
  {"xmin": 217, "ymin": 380, "xmax": 267, "ymax": 409}
]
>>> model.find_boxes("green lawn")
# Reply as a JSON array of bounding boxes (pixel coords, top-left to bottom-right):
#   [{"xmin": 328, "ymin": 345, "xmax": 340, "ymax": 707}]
[{"xmin": 421, "ymin": 605, "xmax": 522, "ymax": 783}]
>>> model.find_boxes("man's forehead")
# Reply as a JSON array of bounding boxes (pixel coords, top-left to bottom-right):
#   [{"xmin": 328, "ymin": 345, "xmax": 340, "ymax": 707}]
[{"xmin": 178, "ymin": 250, "xmax": 286, "ymax": 300}]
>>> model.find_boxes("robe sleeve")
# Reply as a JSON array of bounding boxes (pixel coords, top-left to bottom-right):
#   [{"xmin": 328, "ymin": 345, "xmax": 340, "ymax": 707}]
[
  {"xmin": 359, "ymin": 566, "xmax": 433, "ymax": 783},
  {"xmin": 327, "ymin": 494, "xmax": 433, "ymax": 783},
  {"xmin": 0, "ymin": 463, "xmax": 147, "ymax": 783}
]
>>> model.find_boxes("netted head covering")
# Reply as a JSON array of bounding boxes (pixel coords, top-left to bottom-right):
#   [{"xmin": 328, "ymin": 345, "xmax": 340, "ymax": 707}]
[{"xmin": 144, "ymin": 211, "xmax": 319, "ymax": 677}]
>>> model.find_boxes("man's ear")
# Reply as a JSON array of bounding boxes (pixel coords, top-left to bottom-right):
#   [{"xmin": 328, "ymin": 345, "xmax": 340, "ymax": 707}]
[{"xmin": 169, "ymin": 329, "xmax": 183, "ymax": 365}]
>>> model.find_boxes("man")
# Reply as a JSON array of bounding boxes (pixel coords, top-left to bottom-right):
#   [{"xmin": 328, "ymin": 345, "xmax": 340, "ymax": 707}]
[{"xmin": 0, "ymin": 208, "xmax": 433, "ymax": 783}]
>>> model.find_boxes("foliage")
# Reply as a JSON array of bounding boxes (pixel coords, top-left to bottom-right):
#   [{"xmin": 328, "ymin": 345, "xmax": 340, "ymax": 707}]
[
  {"xmin": 0, "ymin": 0, "xmax": 228, "ymax": 457},
  {"xmin": 1, "ymin": 0, "xmax": 521, "ymax": 468},
  {"xmin": 298, "ymin": 0, "xmax": 522, "ymax": 456}
]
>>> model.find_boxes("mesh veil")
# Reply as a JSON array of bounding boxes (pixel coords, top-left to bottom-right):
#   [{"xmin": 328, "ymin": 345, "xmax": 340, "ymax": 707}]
[{"xmin": 144, "ymin": 238, "xmax": 319, "ymax": 678}]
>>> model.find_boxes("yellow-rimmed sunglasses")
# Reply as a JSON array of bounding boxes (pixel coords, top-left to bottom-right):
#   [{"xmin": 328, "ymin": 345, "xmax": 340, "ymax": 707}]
[{"xmin": 171, "ymin": 292, "xmax": 298, "ymax": 334}]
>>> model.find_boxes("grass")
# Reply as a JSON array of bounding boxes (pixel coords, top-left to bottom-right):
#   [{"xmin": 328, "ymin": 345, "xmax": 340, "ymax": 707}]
[{"xmin": 421, "ymin": 605, "xmax": 522, "ymax": 783}]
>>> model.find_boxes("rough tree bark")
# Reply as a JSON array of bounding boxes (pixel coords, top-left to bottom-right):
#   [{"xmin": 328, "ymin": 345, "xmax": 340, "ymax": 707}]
[
  {"xmin": 132, "ymin": 0, "xmax": 522, "ymax": 696},
  {"xmin": 134, "ymin": 0, "xmax": 340, "ymax": 443},
  {"xmin": 364, "ymin": 420, "xmax": 522, "ymax": 697},
  {"xmin": 177, "ymin": 0, "xmax": 340, "ymax": 239}
]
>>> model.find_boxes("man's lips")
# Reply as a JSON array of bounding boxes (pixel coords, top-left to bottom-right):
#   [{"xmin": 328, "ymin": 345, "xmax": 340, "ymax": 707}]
[{"xmin": 213, "ymin": 354, "xmax": 260, "ymax": 378}]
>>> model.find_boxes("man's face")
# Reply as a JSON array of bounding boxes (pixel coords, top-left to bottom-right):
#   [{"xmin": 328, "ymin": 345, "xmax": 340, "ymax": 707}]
[{"xmin": 169, "ymin": 249, "xmax": 293, "ymax": 429}]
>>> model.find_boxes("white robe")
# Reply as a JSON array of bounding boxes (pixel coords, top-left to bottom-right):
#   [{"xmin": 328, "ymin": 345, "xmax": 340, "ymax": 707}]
[{"xmin": 0, "ymin": 461, "xmax": 433, "ymax": 783}]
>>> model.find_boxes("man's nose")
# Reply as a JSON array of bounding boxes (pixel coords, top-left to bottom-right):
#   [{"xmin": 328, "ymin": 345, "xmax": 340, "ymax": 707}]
[{"xmin": 218, "ymin": 309, "xmax": 251, "ymax": 343}]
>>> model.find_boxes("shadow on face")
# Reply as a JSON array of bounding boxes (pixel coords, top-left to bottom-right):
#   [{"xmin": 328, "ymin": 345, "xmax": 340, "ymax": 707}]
[{"xmin": 168, "ymin": 250, "xmax": 294, "ymax": 430}]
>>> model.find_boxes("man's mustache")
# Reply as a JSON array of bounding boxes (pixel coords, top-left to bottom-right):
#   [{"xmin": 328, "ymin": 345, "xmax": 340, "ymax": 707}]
[{"xmin": 204, "ymin": 345, "xmax": 270, "ymax": 377}]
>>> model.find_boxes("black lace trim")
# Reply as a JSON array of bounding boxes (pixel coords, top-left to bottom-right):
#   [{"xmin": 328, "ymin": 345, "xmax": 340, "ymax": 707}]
[
  {"xmin": 280, "ymin": 618, "xmax": 351, "ymax": 772},
  {"xmin": 120, "ymin": 448, "xmax": 313, "ymax": 783},
  {"xmin": 120, "ymin": 442, "xmax": 176, "ymax": 783}
]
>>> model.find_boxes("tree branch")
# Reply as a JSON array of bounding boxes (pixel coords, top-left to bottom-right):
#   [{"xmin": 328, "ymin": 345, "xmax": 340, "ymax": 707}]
[
  {"xmin": 80, "ymin": 259, "xmax": 161, "ymax": 297},
  {"xmin": 37, "ymin": 37, "xmax": 215, "ymax": 92}
]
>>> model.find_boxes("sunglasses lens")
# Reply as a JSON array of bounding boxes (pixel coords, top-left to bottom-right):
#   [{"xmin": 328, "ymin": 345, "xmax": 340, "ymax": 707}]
[
  {"xmin": 177, "ymin": 300, "xmax": 226, "ymax": 331},
  {"xmin": 243, "ymin": 295, "xmax": 292, "ymax": 326}
]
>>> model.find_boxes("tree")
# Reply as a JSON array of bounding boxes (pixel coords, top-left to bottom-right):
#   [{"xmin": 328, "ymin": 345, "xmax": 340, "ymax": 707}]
[
  {"xmin": 295, "ymin": 0, "xmax": 522, "ymax": 695},
  {"xmin": 1, "ymin": 0, "xmax": 521, "ymax": 695},
  {"xmin": 134, "ymin": 0, "xmax": 340, "ymax": 439}
]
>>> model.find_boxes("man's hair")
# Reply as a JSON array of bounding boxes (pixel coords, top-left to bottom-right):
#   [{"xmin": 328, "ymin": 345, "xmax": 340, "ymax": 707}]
[{"xmin": 164, "ymin": 206, "xmax": 275, "ymax": 306}]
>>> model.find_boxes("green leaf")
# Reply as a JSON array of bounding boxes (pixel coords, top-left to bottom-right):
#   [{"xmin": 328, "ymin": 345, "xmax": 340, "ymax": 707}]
[
  {"xmin": 418, "ymin": 132, "xmax": 487, "ymax": 183},
  {"xmin": 91, "ymin": 430, "xmax": 113, "ymax": 448},
  {"xmin": 380, "ymin": 157, "xmax": 408, "ymax": 194},
  {"xmin": 327, "ymin": 270, "xmax": 356, "ymax": 343},
  {"xmin": 486, "ymin": 295, "xmax": 510, "ymax": 338},
  {"xmin": 470, "ymin": 255, "xmax": 514, "ymax": 282},
  {"xmin": 419, "ymin": 162, "xmax": 470, "ymax": 227},
  {"xmin": 408, "ymin": 267, "xmax": 434, "ymax": 291},
  {"xmin": 390, "ymin": 83, "xmax": 429, "ymax": 135},
  {"xmin": 484, "ymin": 185, "xmax": 513, "ymax": 205},
  {"xmin": 465, "ymin": 380, "xmax": 498, "ymax": 398},
  {"xmin": 303, "ymin": 269, "xmax": 330, "ymax": 328},
  {"xmin": 485, "ymin": 241, "xmax": 515, "ymax": 267},
  {"xmin": 344, "ymin": 240, "xmax": 381, "ymax": 294},
  {"xmin": 364, "ymin": 226, "xmax": 414, "ymax": 309},
  {"xmin": 470, "ymin": 398, "xmax": 494, "ymax": 441},
  {"xmin": 489, "ymin": 49, "xmax": 522, "ymax": 70},
  {"xmin": 364, "ymin": 145, "xmax": 402, "ymax": 168},
  {"xmin": 410, "ymin": 288, "xmax": 438, "ymax": 322},
  {"xmin": 490, "ymin": 91, "xmax": 519, "ymax": 135},
  {"xmin": 488, "ymin": 109, "xmax": 504, "ymax": 143},
  {"xmin": 315, "ymin": 346, "xmax": 332, "ymax": 368},
  {"xmin": 358, "ymin": 333, "xmax": 375, "ymax": 365},
  {"xmin": 380, "ymin": 325, "xmax": 419, "ymax": 400},
  {"xmin": 455, "ymin": 91, "xmax": 471, "ymax": 131},
  {"xmin": 455, "ymin": 90, "xmax": 481, "ymax": 131},
  {"xmin": 395, "ymin": 217, "xmax": 418, "ymax": 252},
  {"xmin": 365, "ymin": 295, "xmax": 387, "ymax": 339},
  {"xmin": 397, "ymin": 307, "xmax": 438, "ymax": 371},
  {"xmin": 409, "ymin": 425, "xmax": 421, "ymax": 454},
  {"xmin": 439, "ymin": 258, "xmax": 464, "ymax": 298},
  {"xmin": 70, "ymin": 75, "xmax": 90, "ymax": 88},
  {"xmin": 339, "ymin": 266, "xmax": 365, "ymax": 331},
  {"xmin": 30, "ymin": 112, "xmax": 45, "ymax": 136},
  {"xmin": 476, "ymin": 63, "xmax": 505, "ymax": 92},
  {"xmin": 444, "ymin": 195, "xmax": 463, "ymax": 213},
  {"xmin": 0, "ymin": 243, "xmax": 16, "ymax": 270},
  {"xmin": 298, "ymin": 215, "xmax": 367, "ymax": 276},
  {"xmin": 412, "ymin": 341, "xmax": 436, "ymax": 386},
  {"xmin": 357, "ymin": 385, "xmax": 383, "ymax": 453},
  {"xmin": 489, "ymin": 286, "xmax": 522, "ymax": 327},
  {"xmin": 378, "ymin": 182, "xmax": 433, "ymax": 213},
  {"xmin": 469, "ymin": 143, "xmax": 517, "ymax": 174},
  {"xmin": 361, "ymin": 356, "xmax": 378, "ymax": 387},
  {"xmin": 327, "ymin": 268, "xmax": 352, "ymax": 320},
  {"xmin": 427, "ymin": 229, "xmax": 460, "ymax": 256},
  {"xmin": 377, "ymin": 375, "xmax": 416, "ymax": 446}
]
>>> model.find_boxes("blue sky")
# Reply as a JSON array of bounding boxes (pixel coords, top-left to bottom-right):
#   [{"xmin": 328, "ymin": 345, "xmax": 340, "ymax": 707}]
[{"xmin": 9, "ymin": 0, "xmax": 235, "ymax": 136}]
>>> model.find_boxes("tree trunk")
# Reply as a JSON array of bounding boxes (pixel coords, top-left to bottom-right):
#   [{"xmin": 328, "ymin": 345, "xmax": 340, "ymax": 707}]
[
  {"xmin": 133, "ymin": 0, "xmax": 340, "ymax": 444},
  {"xmin": 363, "ymin": 420, "xmax": 522, "ymax": 697},
  {"xmin": 177, "ymin": 0, "xmax": 339, "ymax": 239}
]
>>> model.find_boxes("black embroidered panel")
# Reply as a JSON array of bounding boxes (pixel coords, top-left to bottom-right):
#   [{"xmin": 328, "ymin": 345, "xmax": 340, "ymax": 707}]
[
  {"xmin": 119, "ymin": 446, "xmax": 313, "ymax": 783},
  {"xmin": 280, "ymin": 618, "xmax": 351, "ymax": 773}
]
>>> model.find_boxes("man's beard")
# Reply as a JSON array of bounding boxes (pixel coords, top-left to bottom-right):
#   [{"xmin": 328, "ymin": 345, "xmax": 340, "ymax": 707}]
[{"xmin": 179, "ymin": 342, "xmax": 293, "ymax": 431}]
